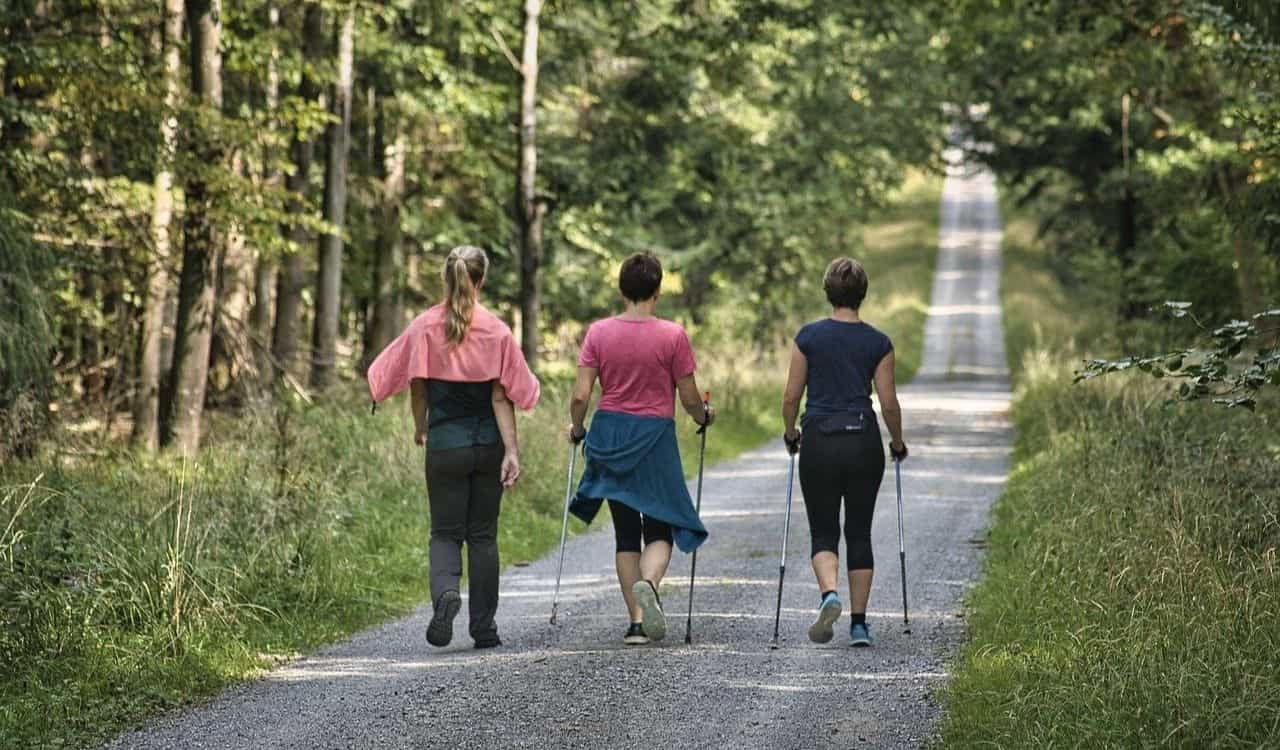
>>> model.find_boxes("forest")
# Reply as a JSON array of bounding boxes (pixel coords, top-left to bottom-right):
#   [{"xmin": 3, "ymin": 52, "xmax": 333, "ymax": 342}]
[
  {"xmin": 3, "ymin": 1, "xmax": 1275, "ymax": 456},
  {"xmin": 1, "ymin": 0, "xmax": 948, "ymax": 458},
  {"xmin": 1, "ymin": 1, "xmax": 1278, "ymax": 747}
]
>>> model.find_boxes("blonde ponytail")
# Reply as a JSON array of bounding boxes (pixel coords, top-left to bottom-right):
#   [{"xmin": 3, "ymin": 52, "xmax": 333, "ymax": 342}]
[{"xmin": 443, "ymin": 245, "xmax": 488, "ymax": 345}]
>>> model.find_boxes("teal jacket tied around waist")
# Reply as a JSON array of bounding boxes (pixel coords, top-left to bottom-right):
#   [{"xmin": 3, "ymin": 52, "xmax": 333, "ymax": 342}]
[{"xmin": 571, "ymin": 410, "xmax": 709, "ymax": 553}]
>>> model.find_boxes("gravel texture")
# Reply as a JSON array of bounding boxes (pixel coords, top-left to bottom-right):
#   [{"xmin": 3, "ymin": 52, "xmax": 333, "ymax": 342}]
[{"xmin": 105, "ymin": 159, "xmax": 1011, "ymax": 750}]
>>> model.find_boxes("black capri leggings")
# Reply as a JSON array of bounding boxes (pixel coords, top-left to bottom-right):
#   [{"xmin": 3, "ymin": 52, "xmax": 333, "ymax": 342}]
[
  {"xmin": 798, "ymin": 423, "xmax": 886, "ymax": 570},
  {"xmin": 608, "ymin": 500, "xmax": 673, "ymax": 553}
]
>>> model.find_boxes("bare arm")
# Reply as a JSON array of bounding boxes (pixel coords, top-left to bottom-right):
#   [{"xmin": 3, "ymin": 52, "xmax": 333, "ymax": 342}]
[
  {"xmin": 676, "ymin": 374, "xmax": 714, "ymax": 425},
  {"xmin": 410, "ymin": 378, "xmax": 428, "ymax": 445},
  {"xmin": 781, "ymin": 344, "xmax": 807, "ymax": 441},
  {"xmin": 492, "ymin": 381, "xmax": 520, "ymax": 486},
  {"xmin": 873, "ymin": 351, "xmax": 907, "ymax": 457},
  {"xmin": 568, "ymin": 366, "xmax": 597, "ymax": 440}
]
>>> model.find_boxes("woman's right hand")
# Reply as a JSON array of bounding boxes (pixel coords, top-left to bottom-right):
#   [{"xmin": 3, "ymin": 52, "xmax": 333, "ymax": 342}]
[
  {"xmin": 890, "ymin": 440, "xmax": 908, "ymax": 461},
  {"xmin": 567, "ymin": 424, "xmax": 586, "ymax": 444},
  {"xmin": 500, "ymin": 452, "xmax": 521, "ymax": 488},
  {"xmin": 414, "ymin": 428, "xmax": 427, "ymax": 446},
  {"xmin": 701, "ymin": 405, "xmax": 716, "ymax": 428}
]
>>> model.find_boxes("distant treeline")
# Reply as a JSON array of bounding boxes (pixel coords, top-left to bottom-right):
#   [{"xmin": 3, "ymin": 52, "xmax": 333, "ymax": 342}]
[{"xmin": 941, "ymin": 0, "xmax": 1278, "ymax": 332}]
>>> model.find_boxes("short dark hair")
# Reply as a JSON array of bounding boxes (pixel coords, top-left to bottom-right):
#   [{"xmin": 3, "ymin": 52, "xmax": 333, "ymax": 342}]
[
  {"xmin": 619, "ymin": 252, "xmax": 663, "ymax": 302},
  {"xmin": 823, "ymin": 257, "xmax": 869, "ymax": 309}
]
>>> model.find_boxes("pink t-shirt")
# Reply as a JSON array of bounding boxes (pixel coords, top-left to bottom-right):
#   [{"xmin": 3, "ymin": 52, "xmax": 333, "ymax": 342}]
[{"xmin": 579, "ymin": 317, "xmax": 697, "ymax": 418}]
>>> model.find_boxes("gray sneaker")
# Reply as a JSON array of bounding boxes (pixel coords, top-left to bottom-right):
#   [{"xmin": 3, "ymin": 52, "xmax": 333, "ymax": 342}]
[
  {"xmin": 426, "ymin": 590, "xmax": 462, "ymax": 647},
  {"xmin": 632, "ymin": 580, "xmax": 666, "ymax": 642}
]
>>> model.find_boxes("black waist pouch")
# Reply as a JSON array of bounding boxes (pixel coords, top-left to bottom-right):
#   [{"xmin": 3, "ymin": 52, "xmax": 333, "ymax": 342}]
[{"xmin": 815, "ymin": 412, "xmax": 868, "ymax": 435}]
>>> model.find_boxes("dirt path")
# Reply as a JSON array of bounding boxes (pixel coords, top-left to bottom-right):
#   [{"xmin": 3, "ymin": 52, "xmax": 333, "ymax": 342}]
[{"xmin": 106, "ymin": 159, "xmax": 1011, "ymax": 750}]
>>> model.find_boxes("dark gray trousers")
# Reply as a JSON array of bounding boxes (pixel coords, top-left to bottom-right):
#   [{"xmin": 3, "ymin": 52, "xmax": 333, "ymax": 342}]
[{"xmin": 425, "ymin": 443, "xmax": 505, "ymax": 639}]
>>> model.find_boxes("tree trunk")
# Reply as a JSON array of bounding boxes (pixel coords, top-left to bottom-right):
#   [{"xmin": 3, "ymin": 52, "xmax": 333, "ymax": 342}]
[
  {"xmin": 309, "ymin": 7, "xmax": 355, "ymax": 391},
  {"xmin": 250, "ymin": 2, "xmax": 282, "ymax": 390},
  {"xmin": 164, "ymin": 0, "xmax": 223, "ymax": 454},
  {"xmin": 0, "ymin": 1, "xmax": 48, "ymax": 165},
  {"xmin": 1231, "ymin": 234, "xmax": 1265, "ymax": 319},
  {"xmin": 211, "ymin": 151, "xmax": 254, "ymax": 397},
  {"xmin": 366, "ymin": 93, "xmax": 406, "ymax": 368},
  {"xmin": 1117, "ymin": 92, "xmax": 1140, "ymax": 319},
  {"xmin": 132, "ymin": 0, "xmax": 183, "ymax": 451},
  {"xmin": 1216, "ymin": 166, "xmax": 1266, "ymax": 319},
  {"xmin": 516, "ymin": 0, "xmax": 545, "ymax": 369},
  {"xmin": 272, "ymin": 2, "xmax": 323, "ymax": 384}
]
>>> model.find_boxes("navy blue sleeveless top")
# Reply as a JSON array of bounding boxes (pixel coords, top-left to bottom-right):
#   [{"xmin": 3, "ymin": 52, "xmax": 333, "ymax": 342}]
[{"xmin": 795, "ymin": 319, "xmax": 893, "ymax": 425}]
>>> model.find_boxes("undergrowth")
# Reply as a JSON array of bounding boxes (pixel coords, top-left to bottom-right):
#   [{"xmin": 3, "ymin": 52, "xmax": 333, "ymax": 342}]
[{"xmin": 938, "ymin": 202, "xmax": 1280, "ymax": 748}]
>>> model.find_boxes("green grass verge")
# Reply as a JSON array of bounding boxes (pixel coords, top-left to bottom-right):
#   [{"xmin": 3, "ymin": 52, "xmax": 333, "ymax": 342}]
[
  {"xmin": 0, "ymin": 175, "xmax": 943, "ymax": 750},
  {"xmin": 937, "ymin": 202, "xmax": 1280, "ymax": 747},
  {"xmin": 857, "ymin": 169, "xmax": 943, "ymax": 382}
]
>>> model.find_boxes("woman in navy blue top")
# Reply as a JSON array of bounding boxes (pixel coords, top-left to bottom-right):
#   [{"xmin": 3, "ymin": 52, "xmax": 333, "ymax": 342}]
[{"xmin": 781, "ymin": 257, "xmax": 908, "ymax": 647}]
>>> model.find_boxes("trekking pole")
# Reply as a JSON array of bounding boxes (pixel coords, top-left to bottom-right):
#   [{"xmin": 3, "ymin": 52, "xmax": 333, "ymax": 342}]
[
  {"xmin": 549, "ymin": 441, "xmax": 580, "ymax": 625},
  {"xmin": 684, "ymin": 392, "xmax": 711, "ymax": 645},
  {"xmin": 895, "ymin": 457, "xmax": 911, "ymax": 634},
  {"xmin": 769, "ymin": 449, "xmax": 798, "ymax": 649}
]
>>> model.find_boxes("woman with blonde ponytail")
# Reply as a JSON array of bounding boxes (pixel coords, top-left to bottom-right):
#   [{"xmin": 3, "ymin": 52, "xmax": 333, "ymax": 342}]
[
  {"xmin": 367, "ymin": 245, "xmax": 540, "ymax": 650},
  {"xmin": 444, "ymin": 249, "xmax": 480, "ymax": 345}
]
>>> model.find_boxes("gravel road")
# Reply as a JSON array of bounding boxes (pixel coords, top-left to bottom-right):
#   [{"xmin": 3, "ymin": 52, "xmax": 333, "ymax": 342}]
[{"xmin": 105, "ymin": 158, "xmax": 1011, "ymax": 750}]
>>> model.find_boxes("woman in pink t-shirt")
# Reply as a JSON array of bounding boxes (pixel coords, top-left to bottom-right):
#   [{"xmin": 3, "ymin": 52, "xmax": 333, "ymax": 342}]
[{"xmin": 568, "ymin": 252, "xmax": 715, "ymax": 645}]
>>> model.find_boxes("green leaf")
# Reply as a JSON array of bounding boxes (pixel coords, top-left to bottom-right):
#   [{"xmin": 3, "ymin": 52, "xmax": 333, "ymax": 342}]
[{"xmin": 1154, "ymin": 301, "xmax": 1193, "ymax": 319}]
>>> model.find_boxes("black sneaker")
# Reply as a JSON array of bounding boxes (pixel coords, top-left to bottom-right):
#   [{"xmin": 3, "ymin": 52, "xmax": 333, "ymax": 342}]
[
  {"xmin": 623, "ymin": 622, "xmax": 649, "ymax": 646},
  {"xmin": 426, "ymin": 590, "xmax": 461, "ymax": 647},
  {"xmin": 474, "ymin": 632, "xmax": 502, "ymax": 649}
]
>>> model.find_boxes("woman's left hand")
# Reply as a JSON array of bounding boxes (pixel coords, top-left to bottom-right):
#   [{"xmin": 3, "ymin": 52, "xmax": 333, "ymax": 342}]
[{"xmin": 501, "ymin": 452, "xmax": 521, "ymax": 488}]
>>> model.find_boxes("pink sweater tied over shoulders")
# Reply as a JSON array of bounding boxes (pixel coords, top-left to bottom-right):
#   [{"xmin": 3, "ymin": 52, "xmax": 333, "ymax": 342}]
[{"xmin": 367, "ymin": 303, "xmax": 540, "ymax": 411}]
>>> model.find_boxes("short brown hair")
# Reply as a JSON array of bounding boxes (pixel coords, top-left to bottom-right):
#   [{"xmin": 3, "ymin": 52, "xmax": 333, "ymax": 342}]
[
  {"xmin": 619, "ymin": 252, "xmax": 663, "ymax": 302},
  {"xmin": 823, "ymin": 257, "xmax": 868, "ymax": 309}
]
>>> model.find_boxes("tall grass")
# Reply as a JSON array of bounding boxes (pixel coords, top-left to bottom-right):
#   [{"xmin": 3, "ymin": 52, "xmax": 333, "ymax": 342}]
[{"xmin": 938, "ymin": 202, "xmax": 1280, "ymax": 747}]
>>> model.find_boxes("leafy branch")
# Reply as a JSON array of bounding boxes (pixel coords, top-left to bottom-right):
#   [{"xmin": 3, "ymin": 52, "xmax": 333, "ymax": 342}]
[{"xmin": 1075, "ymin": 302, "xmax": 1280, "ymax": 410}]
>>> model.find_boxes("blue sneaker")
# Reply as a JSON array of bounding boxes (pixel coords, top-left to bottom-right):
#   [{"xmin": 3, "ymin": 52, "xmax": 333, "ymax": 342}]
[
  {"xmin": 850, "ymin": 621, "xmax": 872, "ymax": 647},
  {"xmin": 807, "ymin": 592, "xmax": 842, "ymax": 643}
]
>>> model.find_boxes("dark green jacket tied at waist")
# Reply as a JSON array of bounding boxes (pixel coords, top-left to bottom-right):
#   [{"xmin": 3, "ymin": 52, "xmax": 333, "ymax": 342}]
[
  {"xmin": 426, "ymin": 379, "xmax": 499, "ymax": 451},
  {"xmin": 571, "ymin": 410, "xmax": 709, "ymax": 553}
]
